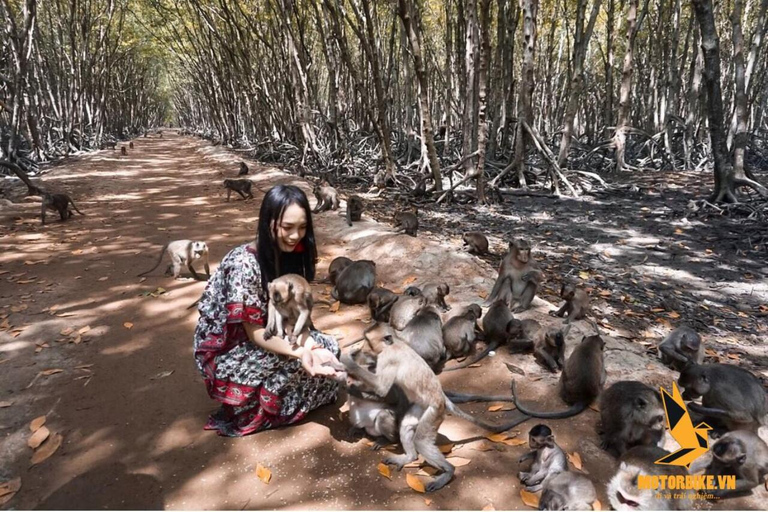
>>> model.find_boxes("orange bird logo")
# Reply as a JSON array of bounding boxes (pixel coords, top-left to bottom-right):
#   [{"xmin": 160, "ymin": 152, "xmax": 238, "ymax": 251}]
[{"xmin": 655, "ymin": 383, "xmax": 711, "ymax": 468}]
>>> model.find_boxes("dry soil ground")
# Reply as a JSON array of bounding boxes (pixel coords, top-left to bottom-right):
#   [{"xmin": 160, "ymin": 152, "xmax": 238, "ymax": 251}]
[{"xmin": 0, "ymin": 132, "xmax": 765, "ymax": 510}]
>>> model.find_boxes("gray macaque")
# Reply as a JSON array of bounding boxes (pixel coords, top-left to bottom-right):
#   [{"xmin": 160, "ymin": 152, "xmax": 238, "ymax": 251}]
[
  {"xmin": 138, "ymin": 240, "xmax": 210, "ymax": 280},
  {"xmin": 223, "ymin": 179, "xmax": 254, "ymax": 201}
]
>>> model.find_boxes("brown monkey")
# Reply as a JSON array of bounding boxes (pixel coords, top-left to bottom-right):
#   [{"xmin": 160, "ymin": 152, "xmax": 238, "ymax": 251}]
[
  {"xmin": 598, "ymin": 381, "xmax": 665, "ymax": 458},
  {"xmin": 505, "ymin": 318, "xmax": 540, "ymax": 352},
  {"xmin": 368, "ymin": 287, "xmax": 400, "ymax": 323},
  {"xmin": 678, "ymin": 363, "xmax": 767, "ymax": 432},
  {"xmin": 223, "ymin": 179, "xmax": 254, "ymax": 201},
  {"xmin": 658, "ymin": 326, "xmax": 703, "ymax": 371},
  {"xmin": 442, "ymin": 304, "xmax": 482, "ymax": 358},
  {"xmin": 483, "ymin": 239, "xmax": 542, "ymax": 312},
  {"xmin": 346, "ymin": 195, "xmax": 364, "ymax": 226},
  {"xmin": 158, "ymin": 130, "xmax": 163, "ymax": 138},
  {"xmin": 138, "ymin": 240, "xmax": 210, "ymax": 280},
  {"xmin": 389, "ymin": 292, "xmax": 427, "ymax": 331},
  {"xmin": 327, "ymin": 256, "xmax": 353, "ymax": 286},
  {"xmin": 517, "ymin": 424, "xmax": 568, "ymax": 492},
  {"xmin": 531, "ymin": 325, "xmax": 570, "ymax": 373},
  {"xmin": 129, "ymin": 141, "xmax": 134, "ymax": 149},
  {"xmin": 238, "ymin": 161, "xmax": 249, "ymax": 175},
  {"xmin": 421, "ymin": 282, "xmax": 451, "ymax": 312},
  {"xmin": 512, "ymin": 334, "xmax": 605, "ymax": 419},
  {"xmin": 690, "ymin": 430, "xmax": 768, "ymax": 498},
  {"xmin": 443, "ymin": 300, "xmax": 516, "ymax": 371},
  {"xmin": 400, "ymin": 306, "xmax": 446, "ymax": 372},
  {"xmin": 264, "ymin": 274, "xmax": 315, "ymax": 346},
  {"xmin": 549, "ymin": 282, "xmax": 590, "ymax": 323},
  {"xmin": 462, "ymin": 232, "xmax": 489, "ymax": 255},
  {"xmin": 29, "ymin": 186, "xmax": 85, "ymax": 225},
  {"xmin": 332, "ymin": 260, "xmax": 376, "ymax": 305},
  {"xmin": 121, "ymin": 146, "xmax": 127, "ymax": 155},
  {"xmin": 393, "ymin": 210, "xmax": 418, "ymax": 237},
  {"xmin": 312, "ymin": 184, "xmax": 340, "ymax": 213},
  {"xmin": 340, "ymin": 333, "xmax": 536, "ymax": 492}
]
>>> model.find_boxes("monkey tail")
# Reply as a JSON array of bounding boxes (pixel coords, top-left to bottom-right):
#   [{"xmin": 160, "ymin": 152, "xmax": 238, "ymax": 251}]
[
  {"xmin": 445, "ymin": 398, "xmax": 531, "ymax": 433},
  {"xmin": 442, "ymin": 341, "xmax": 499, "ymax": 372},
  {"xmin": 444, "ymin": 390, "xmax": 516, "ymax": 403},
  {"xmin": 510, "ymin": 381, "xmax": 587, "ymax": 419},
  {"xmin": 138, "ymin": 243, "xmax": 169, "ymax": 277},
  {"xmin": 68, "ymin": 198, "xmax": 85, "ymax": 215}
]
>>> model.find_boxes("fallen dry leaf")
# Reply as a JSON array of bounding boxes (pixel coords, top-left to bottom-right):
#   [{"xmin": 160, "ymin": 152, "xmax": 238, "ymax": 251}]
[
  {"xmin": 402, "ymin": 276, "xmax": 418, "ymax": 287},
  {"xmin": 29, "ymin": 415, "xmax": 46, "ymax": 432},
  {"xmin": 377, "ymin": 462, "xmax": 392, "ymax": 480},
  {"xmin": 151, "ymin": 370, "xmax": 174, "ymax": 380},
  {"xmin": 416, "ymin": 467, "xmax": 439, "ymax": 477},
  {"xmin": 405, "ymin": 473, "xmax": 426, "ymax": 493},
  {"xmin": 329, "ymin": 301, "xmax": 341, "ymax": 313},
  {"xmin": 0, "ymin": 400, "xmax": 12, "ymax": 408},
  {"xmin": 488, "ymin": 404, "xmax": 504, "ymax": 412},
  {"xmin": 78, "ymin": 325, "xmax": 91, "ymax": 335},
  {"xmin": 502, "ymin": 438, "xmax": 527, "ymax": 447},
  {"xmin": 424, "ymin": 498, "xmax": 433, "ymax": 506},
  {"xmin": 446, "ymin": 456, "xmax": 471, "ymax": 467},
  {"xmin": 123, "ymin": 322, "xmax": 134, "ymax": 329},
  {"xmin": 438, "ymin": 443, "xmax": 454, "ymax": 454},
  {"xmin": 28, "ymin": 426, "xmax": 50, "ymax": 449},
  {"xmin": 593, "ymin": 499, "xmax": 602, "ymax": 510},
  {"xmin": 568, "ymin": 452, "xmax": 583, "ymax": 470},
  {"xmin": 520, "ymin": 489, "xmax": 540, "ymax": 508},
  {"xmin": 477, "ymin": 290, "xmax": 488, "ymax": 299},
  {"xmin": 472, "ymin": 441, "xmax": 499, "ymax": 452},
  {"xmin": 485, "ymin": 432, "xmax": 510, "ymax": 443},
  {"xmin": 40, "ymin": 369, "xmax": 63, "ymax": 376},
  {"xmin": 468, "ymin": 363, "xmax": 482, "ymax": 368},
  {"xmin": 60, "ymin": 327, "xmax": 74, "ymax": 336},
  {"xmin": 482, "ymin": 504, "xmax": 496, "ymax": 511},
  {"xmin": 0, "ymin": 477, "xmax": 21, "ymax": 506},
  {"xmin": 255, "ymin": 464, "xmax": 272, "ymax": 484},
  {"xmin": 30, "ymin": 433, "xmax": 63, "ymax": 465}
]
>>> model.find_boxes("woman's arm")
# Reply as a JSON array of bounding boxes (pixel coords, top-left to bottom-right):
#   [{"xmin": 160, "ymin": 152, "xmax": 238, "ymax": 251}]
[{"xmin": 243, "ymin": 323, "xmax": 308, "ymax": 358}]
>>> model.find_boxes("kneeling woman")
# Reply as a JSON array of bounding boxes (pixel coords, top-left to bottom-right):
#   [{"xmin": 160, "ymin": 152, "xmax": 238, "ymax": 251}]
[{"xmin": 193, "ymin": 184, "xmax": 341, "ymax": 437}]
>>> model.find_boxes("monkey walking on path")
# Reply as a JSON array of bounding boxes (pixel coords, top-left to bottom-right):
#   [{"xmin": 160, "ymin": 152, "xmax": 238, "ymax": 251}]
[
  {"xmin": 138, "ymin": 240, "xmax": 210, "ymax": 280},
  {"xmin": 28, "ymin": 186, "xmax": 86, "ymax": 225}
]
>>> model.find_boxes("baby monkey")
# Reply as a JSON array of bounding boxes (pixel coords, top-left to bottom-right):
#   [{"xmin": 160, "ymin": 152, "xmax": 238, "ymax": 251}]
[
  {"xmin": 658, "ymin": 326, "xmax": 703, "ymax": 371},
  {"xmin": 238, "ymin": 161, "xmax": 249, "ymax": 175},
  {"xmin": 517, "ymin": 424, "xmax": 567, "ymax": 492},
  {"xmin": 312, "ymin": 183, "xmax": 340, "ymax": 213},
  {"xmin": 223, "ymin": 179, "xmax": 254, "ymax": 201},
  {"xmin": 539, "ymin": 471, "xmax": 597, "ymax": 511},
  {"xmin": 549, "ymin": 282, "xmax": 589, "ymax": 323},
  {"xmin": 265, "ymin": 274, "xmax": 315, "ymax": 346}
]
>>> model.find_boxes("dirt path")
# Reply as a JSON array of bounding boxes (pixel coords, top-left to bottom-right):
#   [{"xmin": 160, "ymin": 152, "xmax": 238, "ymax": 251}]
[{"xmin": 0, "ymin": 133, "xmax": 765, "ymax": 510}]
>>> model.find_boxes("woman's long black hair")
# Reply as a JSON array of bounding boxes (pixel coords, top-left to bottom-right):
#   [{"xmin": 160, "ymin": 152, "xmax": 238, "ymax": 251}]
[{"xmin": 256, "ymin": 185, "xmax": 317, "ymax": 294}]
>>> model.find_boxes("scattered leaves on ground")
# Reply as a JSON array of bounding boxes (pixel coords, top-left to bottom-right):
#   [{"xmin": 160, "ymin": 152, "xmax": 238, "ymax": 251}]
[
  {"xmin": 29, "ymin": 415, "xmax": 46, "ymax": 432},
  {"xmin": 30, "ymin": 433, "xmax": 63, "ymax": 465},
  {"xmin": 446, "ymin": 456, "xmax": 471, "ymax": 467},
  {"xmin": 520, "ymin": 489, "xmax": 540, "ymax": 508},
  {"xmin": 377, "ymin": 463, "xmax": 392, "ymax": 480},
  {"xmin": 405, "ymin": 473, "xmax": 426, "ymax": 493},
  {"xmin": 123, "ymin": 322, "xmax": 134, "ymax": 329},
  {"xmin": 0, "ymin": 477, "xmax": 21, "ymax": 506},
  {"xmin": 28, "ymin": 426, "xmax": 50, "ymax": 449}
]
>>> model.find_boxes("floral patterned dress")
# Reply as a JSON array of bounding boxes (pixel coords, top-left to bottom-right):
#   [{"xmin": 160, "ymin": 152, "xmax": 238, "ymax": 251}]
[{"xmin": 193, "ymin": 243, "xmax": 340, "ymax": 437}]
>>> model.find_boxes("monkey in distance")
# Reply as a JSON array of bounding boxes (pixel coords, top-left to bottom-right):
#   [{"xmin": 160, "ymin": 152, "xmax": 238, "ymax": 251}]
[
  {"xmin": 346, "ymin": 195, "xmax": 364, "ymax": 226},
  {"xmin": 443, "ymin": 299, "xmax": 515, "ymax": 371},
  {"xmin": 332, "ymin": 260, "xmax": 376, "ymax": 305},
  {"xmin": 28, "ymin": 186, "xmax": 85, "ymax": 225},
  {"xmin": 517, "ymin": 424, "xmax": 567, "ymax": 492},
  {"xmin": 462, "ymin": 232, "xmax": 489, "ymax": 255},
  {"xmin": 312, "ymin": 183, "xmax": 340, "ymax": 213},
  {"xmin": 442, "ymin": 304, "xmax": 482, "ymax": 358},
  {"xmin": 607, "ymin": 446, "xmax": 691, "ymax": 510},
  {"xmin": 512, "ymin": 333, "xmax": 604, "ymax": 419},
  {"xmin": 327, "ymin": 256, "xmax": 353, "ymax": 286},
  {"xmin": 688, "ymin": 430, "xmax": 768, "ymax": 498},
  {"xmin": 393, "ymin": 210, "xmax": 418, "ymax": 237},
  {"xmin": 483, "ymin": 239, "xmax": 542, "ymax": 312},
  {"xmin": 367, "ymin": 287, "xmax": 400, "ymax": 323},
  {"xmin": 658, "ymin": 326, "xmax": 703, "ymax": 371},
  {"xmin": 129, "ymin": 141, "xmax": 134, "ymax": 149},
  {"xmin": 539, "ymin": 471, "xmax": 597, "ymax": 511},
  {"xmin": 598, "ymin": 381, "xmax": 665, "ymax": 458},
  {"xmin": 138, "ymin": 240, "xmax": 210, "ymax": 280},
  {"xmin": 549, "ymin": 282, "xmax": 589, "ymax": 323},
  {"xmin": 238, "ymin": 161, "xmax": 249, "ymax": 175},
  {"xmin": 678, "ymin": 363, "xmax": 767, "ymax": 432},
  {"xmin": 120, "ymin": 146, "xmax": 127, "ymax": 155},
  {"xmin": 264, "ymin": 273, "xmax": 315, "ymax": 346},
  {"xmin": 223, "ymin": 179, "xmax": 254, "ymax": 201}
]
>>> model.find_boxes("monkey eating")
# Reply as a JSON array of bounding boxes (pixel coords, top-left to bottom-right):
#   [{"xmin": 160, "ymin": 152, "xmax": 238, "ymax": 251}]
[
  {"xmin": 530, "ymin": 324, "xmax": 570, "ymax": 373},
  {"xmin": 678, "ymin": 363, "xmax": 767, "ymax": 433},
  {"xmin": 549, "ymin": 282, "xmax": 590, "ymax": 323},
  {"xmin": 483, "ymin": 239, "xmax": 542, "ymax": 312},
  {"xmin": 517, "ymin": 424, "xmax": 567, "ymax": 492},
  {"xmin": 443, "ymin": 300, "xmax": 516, "ymax": 372},
  {"xmin": 598, "ymin": 381, "xmax": 665, "ymax": 458},
  {"xmin": 346, "ymin": 195, "xmax": 364, "ymax": 226},
  {"xmin": 462, "ymin": 232, "xmax": 489, "ymax": 255},
  {"xmin": 367, "ymin": 287, "xmax": 400, "ymax": 323},
  {"xmin": 28, "ymin": 186, "xmax": 85, "ymax": 225},
  {"xmin": 312, "ymin": 183, "xmax": 340, "ymax": 213},
  {"xmin": 442, "ymin": 304, "xmax": 482, "ymax": 359},
  {"xmin": 689, "ymin": 430, "xmax": 768, "ymax": 498},
  {"xmin": 331, "ymin": 260, "xmax": 376, "ymax": 305},
  {"xmin": 657, "ymin": 326, "xmax": 703, "ymax": 371},
  {"xmin": 393, "ymin": 210, "xmax": 418, "ymax": 237},
  {"xmin": 263, "ymin": 274, "xmax": 316, "ymax": 347},
  {"xmin": 223, "ymin": 179, "xmax": 254, "ymax": 201},
  {"xmin": 238, "ymin": 161, "xmax": 249, "ymax": 175},
  {"xmin": 138, "ymin": 240, "xmax": 210, "ymax": 280}
]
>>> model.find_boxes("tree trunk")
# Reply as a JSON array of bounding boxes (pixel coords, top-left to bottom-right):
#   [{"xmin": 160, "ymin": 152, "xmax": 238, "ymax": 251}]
[
  {"xmin": 474, "ymin": 0, "xmax": 491, "ymax": 203},
  {"xmin": 461, "ymin": 0, "xmax": 478, "ymax": 174},
  {"xmin": 513, "ymin": 0, "xmax": 538, "ymax": 187}
]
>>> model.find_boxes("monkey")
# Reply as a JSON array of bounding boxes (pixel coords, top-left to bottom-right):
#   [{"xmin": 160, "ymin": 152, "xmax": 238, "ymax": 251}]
[
  {"xmin": 223, "ymin": 179, "xmax": 254, "ymax": 201},
  {"xmin": 517, "ymin": 424, "xmax": 568, "ymax": 492},
  {"xmin": 340, "ymin": 333, "xmax": 539, "ymax": 492},
  {"xmin": 264, "ymin": 274, "xmax": 315, "ymax": 346},
  {"xmin": 657, "ymin": 326, "xmax": 703, "ymax": 371},
  {"xmin": 539, "ymin": 471, "xmax": 598, "ymax": 511},
  {"xmin": 442, "ymin": 304, "xmax": 482, "ymax": 358},
  {"xmin": 688, "ymin": 430, "xmax": 768, "ymax": 498},
  {"xmin": 238, "ymin": 161, "xmax": 249, "ymax": 176},
  {"xmin": 512, "ymin": 334, "xmax": 605, "ymax": 419},
  {"xmin": 420, "ymin": 282, "xmax": 451, "ymax": 312},
  {"xmin": 28, "ymin": 186, "xmax": 85, "ymax": 225},
  {"xmin": 346, "ymin": 195, "xmax": 364, "ymax": 226},
  {"xmin": 159, "ymin": 130, "xmax": 163, "ymax": 138},
  {"xmin": 388, "ymin": 292, "xmax": 427, "ymax": 331},
  {"xmin": 327, "ymin": 256, "xmax": 353, "ymax": 286},
  {"xmin": 483, "ymin": 239, "xmax": 542, "ymax": 313},
  {"xmin": 400, "ymin": 306, "xmax": 447, "ymax": 372},
  {"xmin": 462, "ymin": 232, "xmax": 489, "ymax": 255},
  {"xmin": 530, "ymin": 325, "xmax": 570, "ymax": 373},
  {"xmin": 367, "ymin": 287, "xmax": 400, "ymax": 323},
  {"xmin": 129, "ymin": 141, "xmax": 134, "ymax": 149},
  {"xmin": 312, "ymin": 184, "xmax": 340, "ymax": 213},
  {"xmin": 346, "ymin": 381, "xmax": 404, "ymax": 450},
  {"xmin": 607, "ymin": 446, "xmax": 691, "ymax": 510},
  {"xmin": 101, "ymin": 140, "xmax": 117, "ymax": 149},
  {"xmin": 138, "ymin": 240, "xmax": 210, "ymax": 280},
  {"xmin": 403, "ymin": 286, "xmax": 422, "ymax": 296},
  {"xmin": 121, "ymin": 146, "xmax": 127, "ymax": 156},
  {"xmin": 549, "ymin": 282, "xmax": 590, "ymax": 323},
  {"xmin": 443, "ymin": 300, "xmax": 516, "ymax": 371},
  {"xmin": 597, "ymin": 381, "xmax": 665, "ymax": 458},
  {"xmin": 504, "ymin": 317, "xmax": 541, "ymax": 353},
  {"xmin": 331, "ymin": 260, "xmax": 376, "ymax": 305},
  {"xmin": 393, "ymin": 210, "xmax": 418, "ymax": 237},
  {"xmin": 678, "ymin": 363, "xmax": 767, "ymax": 433}
]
